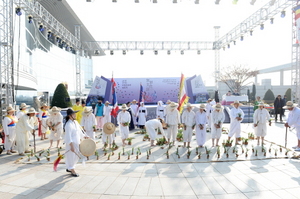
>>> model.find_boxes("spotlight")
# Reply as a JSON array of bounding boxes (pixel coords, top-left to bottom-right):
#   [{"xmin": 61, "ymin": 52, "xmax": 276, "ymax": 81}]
[
  {"xmin": 227, "ymin": 44, "xmax": 230, "ymax": 49},
  {"xmin": 240, "ymin": 35, "xmax": 244, "ymax": 41},
  {"xmin": 250, "ymin": 30, "xmax": 253, "ymax": 36},
  {"xmin": 269, "ymin": 0, "xmax": 275, "ymax": 6},
  {"xmin": 140, "ymin": 50, "xmax": 144, "ymax": 55},
  {"xmin": 233, "ymin": 40, "xmax": 236, "ymax": 45},
  {"xmin": 270, "ymin": 18, "xmax": 274, "ymax": 24},
  {"xmin": 153, "ymin": 0, "xmax": 157, "ymax": 3},
  {"xmin": 112, "ymin": 0, "xmax": 117, "ymax": 2},
  {"xmin": 47, "ymin": 30, "xmax": 52, "ymax": 38},
  {"xmin": 195, "ymin": 0, "xmax": 199, "ymax": 4},
  {"xmin": 28, "ymin": 15, "xmax": 33, "ymax": 24},
  {"xmin": 70, "ymin": 47, "xmax": 73, "ymax": 51},
  {"xmin": 135, "ymin": 0, "xmax": 139, "ymax": 2},
  {"xmin": 181, "ymin": 50, "xmax": 184, "ymax": 55},
  {"xmin": 15, "ymin": 7, "xmax": 22, "ymax": 16},
  {"xmin": 86, "ymin": 0, "xmax": 92, "ymax": 2},
  {"xmin": 167, "ymin": 50, "xmax": 171, "ymax": 55},
  {"xmin": 173, "ymin": 0, "xmax": 177, "ymax": 3},
  {"xmin": 250, "ymin": 0, "xmax": 256, "ymax": 5},
  {"xmin": 56, "ymin": 37, "xmax": 61, "ymax": 43},
  {"xmin": 154, "ymin": 50, "xmax": 158, "ymax": 55},
  {"xmin": 197, "ymin": 50, "xmax": 201, "ymax": 55},
  {"xmin": 110, "ymin": 50, "xmax": 114, "ymax": 55},
  {"xmin": 281, "ymin": 10, "xmax": 286, "ymax": 18},
  {"xmin": 39, "ymin": 24, "xmax": 44, "ymax": 32},
  {"xmin": 95, "ymin": 50, "xmax": 100, "ymax": 55},
  {"xmin": 260, "ymin": 24, "xmax": 264, "ymax": 30},
  {"xmin": 123, "ymin": 50, "xmax": 126, "ymax": 55},
  {"xmin": 215, "ymin": 0, "xmax": 220, "ymax": 4}
]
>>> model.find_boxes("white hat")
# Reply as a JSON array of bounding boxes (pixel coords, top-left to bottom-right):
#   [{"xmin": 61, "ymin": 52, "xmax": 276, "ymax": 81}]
[
  {"xmin": 82, "ymin": 107, "xmax": 93, "ymax": 115},
  {"xmin": 199, "ymin": 104, "xmax": 206, "ymax": 109},
  {"xmin": 121, "ymin": 104, "xmax": 128, "ymax": 110},
  {"xmin": 170, "ymin": 102, "xmax": 178, "ymax": 108},
  {"xmin": 283, "ymin": 101, "xmax": 296, "ymax": 109},
  {"xmin": 105, "ymin": 101, "xmax": 110, "ymax": 104},
  {"xmin": 6, "ymin": 106, "xmax": 16, "ymax": 113},
  {"xmin": 230, "ymin": 100, "xmax": 243, "ymax": 106},
  {"xmin": 49, "ymin": 106, "xmax": 61, "ymax": 114},
  {"xmin": 185, "ymin": 103, "xmax": 193, "ymax": 108},
  {"xmin": 258, "ymin": 102, "xmax": 265, "ymax": 107},
  {"xmin": 27, "ymin": 107, "xmax": 37, "ymax": 114},
  {"xmin": 20, "ymin": 103, "xmax": 29, "ymax": 109},
  {"xmin": 41, "ymin": 103, "xmax": 49, "ymax": 108},
  {"xmin": 213, "ymin": 103, "xmax": 223, "ymax": 110}
]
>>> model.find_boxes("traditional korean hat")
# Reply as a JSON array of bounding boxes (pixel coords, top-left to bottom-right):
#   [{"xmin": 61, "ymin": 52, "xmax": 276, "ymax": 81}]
[
  {"xmin": 283, "ymin": 101, "xmax": 296, "ymax": 109},
  {"xmin": 82, "ymin": 107, "xmax": 93, "ymax": 116},
  {"xmin": 20, "ymin": 103, "xmax": 29, "ymax": 109},
  {"xmin": 66, "ymin": 108, "xmax": 79, "ymax": 116},
  {"xmin": 79, "ymin": 139, "xmax": 96, "ymax": 157},
  {"xmin": 105, "ymin": 101, "xmax": 110, "ymax": 104},
  {"xmin": 230, "ymin": 100, "xmax": 243, "ymax": 106},
  {"xmin": 185, "ymin": 103, "xmax": 193, "ymax": 109},
  {"xmin": 213, "ymin": 103, "xmax": 223, "ymax": 110},
  {"xmin": 6, "ymin": 106, "xmax": 16, "ymax": 113},
  {"xmin": 40, "ymin": 103, "xmax": 49, "ymax": 108},
  {"xmin": 27, "ymin": 107, "xmax": 37, "ymax": 114},
  {"xmin": 199, "ymin": 104, "xmax": 206, "ymax": 109},
  {"xmin": 49, "ymin": 106, "xmax": 61, "ymax": 114},
  {"xmin": 170, "ymin": 102, "xmax": 178, "ymax": 108},
  {"xmin": 121, "ymin": 104, "xmax": 128, "ymax": 110},
  {"xmin": 103, "ymin": 122, "xmax": 116, "ymax": 135}
]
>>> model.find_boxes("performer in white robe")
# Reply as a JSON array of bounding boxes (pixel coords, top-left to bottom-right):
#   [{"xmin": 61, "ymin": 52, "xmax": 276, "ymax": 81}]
[
  {"xmin": 228, "ymin": 100, "xmax": 245, "ymax": 145},
  {"xmin": 16, "ymin": 103, "xmax": 29, "ymax": 119},
  {"xmin": 145, "ymin": 118, "xmax": 165, "ymax": 146},
  {"xmin": 103, "ymin": 101, "xmax": 114, "ymax": 142},
  {"xmin": 156, "ymin": 101, "xmax": 165, "ymax": 120},
  {"xmin": 206, "ymin": 98, "xmax": 213, "ymax": 132},
  {"xmin": 211, "ymin": 103, "xmax": 225, "ymax": 147},
  {"xmin": 38, "ymin": 103, "xmax": 49, "ymax": 140},
  {"xmin": 137, "ymin": 102, "xmax": 147, "ymax": 129},
  {"xmin": 15, "ymin": 108, "xmax": 37, "ymax": 155},
  {"xmin": 165, "ymin": 102, "xmax": 180, "ymax": 144},
  {"xmin": 117, "ymin": 104, "xmax": 131, "ymax": 146},
  {"xmin": 253, "ymin": 102, "xmax": 271, "ymax": 146},
  {"xmin": 195, "ymin": 104, "xmax": 207, "ymax": 147},
  {"xmin": 64, "ymin": 108, "xmax": 88, "ymax": 177},
  {"xmin": 130, "ymin": 99, "xmax": 138, "ymax": 127},
  {"xmin": 181, "ymin": 103, "xmax": 196, "ymax": 148},
  {"xmin": 81, "ymin": 107, "xmax": 97, "ymax": 140},
  {"xmin": 47, "ymin": 106, "xmax": 63, "ymax": 148},
  {"xmin": 284, "ymin": 101, "xmax": 300, "ymax": 151},
  {"xmin": 3, "ymin": 106, "xmax": 18, "ymax": 154},
  {"xmin": 164, "ymin": 100, "xmax": 172, "ymax": 118}
]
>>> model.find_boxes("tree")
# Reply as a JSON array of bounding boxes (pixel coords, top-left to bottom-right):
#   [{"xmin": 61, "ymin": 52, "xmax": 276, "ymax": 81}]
[
  {"xmin": 247, "ymin": 89, "xmax": 251, "ymax": 102},
  {"xmin": 285, "ymin": 88, "xmax": 292, "ymax": 101},
  {"xmin": 51, "ymin": 83, "xmax": 72, "ymax": 108},
  {"xmin": 217, "ymin": 65, "xmax": 258, "ymax": 93},
  {"xmin": 251, "ymin": 84, "xmax": 256, "ymax": 102},
  {"xmin": 263, "ymin": 89, "xmax": 275, "ymax": 104}
]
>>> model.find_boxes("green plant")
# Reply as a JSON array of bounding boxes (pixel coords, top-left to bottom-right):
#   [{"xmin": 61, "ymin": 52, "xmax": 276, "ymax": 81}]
[{"xmin": 177, "ymin": 132, "xmax": 183, "ymax": 142}]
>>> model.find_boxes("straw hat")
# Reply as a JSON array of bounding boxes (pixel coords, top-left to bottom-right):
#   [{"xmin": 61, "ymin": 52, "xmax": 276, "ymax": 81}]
[
  {"xmin": 199, "ymin": 104, "xmax": 206, "ymax": 109},
  {"xmin": 230, "ymin": 100, "xmax": 243, "ymax": 106},
  {"xmin": 49, "ymin": 106, "xmax": 61, "ymax": 114},
  {"xmin": 258, "ymin": 102, "xmax": 265, "ymax": 107},
  {"xmin": 82, "ymin": 107, "xmax": 93, "ymax": 116},
  {"xmin": 166, "ymin": 100, "xmax": 171, "ymax": 104},
  {"xmin": 207, "ymin": 98, "xmax": 212, "ymax": 102},
  {"xmin": 6, "ymin": 106, "xmax": 16, "ymax": 113},
  {"xmin": 103, "ymin": 122, "xmax": 116, "ymax": 135},
  {"xmin": 213, "ymin": 103, "xmax": 223, "ymax": 110},
  {"xmin": 121, "ymin": 104, "xmax": 128, "ymax": 110},
  {"xmin": 185, "ymin": 103, "xmax": 193, "ymax": 109},
  {"xmin": 20, "ymin": 103, "xmax": 29, "ymax": 109},
  {"xmin": 132, "ymin": 99, "xmax": 137, "ymax": 103},
  {"xmin": 170, "ymin": 102, "xmax": 178, "ymax": 108},
  {"xmin": 27, "ymin": 107, "xmax": 37, "ymax": 114},
  {"xmin": 40, "ymin": 103, "xmax": 49, "ymax": 108},
  {"xmin": 79, "ymin": 139, "xmax": 96, "ymax": 156},
  {"xmin": 283, "ymin": 101, "xmax": 296, "ymax": 109},
  {"xmin": 105, "ymin": 101, "xmax": 110, "ymax": 104}
]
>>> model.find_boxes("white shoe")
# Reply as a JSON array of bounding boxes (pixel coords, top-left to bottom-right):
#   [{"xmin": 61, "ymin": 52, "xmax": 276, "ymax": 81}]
[
  {"xmin": 295, "ymin": 147, "xmax": 300, "ymax": 151},
  {"xmin": 292, "ymin": 146, "xmax": 298, "ymax": 149}
]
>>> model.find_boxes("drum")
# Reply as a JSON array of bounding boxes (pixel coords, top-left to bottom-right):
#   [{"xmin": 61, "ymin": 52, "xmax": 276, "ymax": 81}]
[{"xmin": 79, "ymin": 139, "xmax": 96, "ymax": 156}]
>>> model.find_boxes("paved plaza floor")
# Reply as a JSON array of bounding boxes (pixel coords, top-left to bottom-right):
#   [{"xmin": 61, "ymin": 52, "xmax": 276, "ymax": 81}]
[{"xmin": 1, "ymin": 119, "xmax": 300, "ymax": 199}]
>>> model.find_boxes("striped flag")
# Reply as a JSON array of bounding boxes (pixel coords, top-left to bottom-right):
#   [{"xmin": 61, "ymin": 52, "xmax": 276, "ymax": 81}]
[
  {"xmin": 111, "ymin": 77, "xmax": 119, "ymax": 118},
  {"xmin": 294, "ymin": 5, "xmax": 300, "ymax": 43},
  {"xmin": 178, "ymin": 73, "xmax": 189, "ymax": 114}
]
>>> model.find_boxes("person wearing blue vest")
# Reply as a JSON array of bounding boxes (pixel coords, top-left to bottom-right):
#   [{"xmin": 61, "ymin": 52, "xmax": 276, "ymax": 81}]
[{"xmin": 94, "ymin": 97, "xmax": 105, "ymax": 131}]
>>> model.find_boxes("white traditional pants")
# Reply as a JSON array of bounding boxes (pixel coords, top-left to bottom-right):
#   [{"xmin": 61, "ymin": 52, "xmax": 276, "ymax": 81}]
[
  {"xmin": 102, "ymin": 133, "xmax": 113, "ymax": 144},
  {"xmin": 229, "ymin": 120, "xmax": 241, "ymax": 138},
  {"xmin": 4, "ymin": 126, "xmax": 16, "ymax": 151},
  {"xmin": 119, "ymin": 125, "xmax": 129, "ymax": 140},
  {"xmin": 196, "ymin": 124, "xmax": 206, "ymax": 146},
  {"xmin": 183, "ymin": 126, "xmax": 193, "ymax": 142},
  {"xmin": 145, "ymin": 124, "xmax": 157, "ymax": 141},
  {"xmin": 255, "ymin": 123, "xmax": 267, "ymax": 137},
  {"xmin": 16, "ymin": 131, "xmax": 30, "ymax": 154},
  {"xmin": 65, "ymin": 144, "xmax": 80, "ymax": 170},
  {"xmin": 166, "ymin": 125, "xmax": 178, "ymax": 142},
  {"xmin": 211, "ymin": 124, "xmax": 222, "ymax": 139}
]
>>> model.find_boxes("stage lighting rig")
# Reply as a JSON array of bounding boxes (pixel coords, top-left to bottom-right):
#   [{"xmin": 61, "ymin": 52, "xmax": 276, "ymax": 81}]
[
  {"xmin": 197, "ymin": 50, "xmax": 201, "ymax": 55},
  {"xmin": 260, "ymin": 24, "xmax": 264, "ymax": 30},
  {"xmin": 281, "ymin": 10, "xmax": 285, "ymax": 18},
  {"xmin": 123, "ymin": 50, "xmax": 126, "ymax": 55},
  {"xmin": 154, "ymin": 50, "xmax": 158, "ymax": 55},
  {"xmin": 250, "ymin": 30, "xmax": 253, "ymax": 36},
  {"xmin": 240, "ymin": 35, "xmax": 244, "ymax": 41},
  {"xmin": 140, "ymin": 50, "xmax": 144, "ymax": 55},
  {"xmin": 181, "ymin": 50, "xmax": 184, "ymax": 55},
  {"xmin": 270, "ymin": 18, "xmax": 274, "ymax": 24},
  {"xmin": 167, "ymin": 50, "xmax": 171, "ymax": 55},
  {"xmin": 28, "ymin": 15, "xmax": 33, "ymax": 24},
  {"xmin": 110, "ymin": 50, "xmax": 114, "ymax": 55},
  {"xmin": 15, "ymin": 7, "xmax": 22, "ymax": 16}
]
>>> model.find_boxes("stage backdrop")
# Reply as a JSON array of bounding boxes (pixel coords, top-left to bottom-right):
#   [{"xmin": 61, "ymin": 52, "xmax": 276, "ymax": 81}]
[{"xmin": 87, "ymin": 75, "xmax": 208, "ymax": 105}]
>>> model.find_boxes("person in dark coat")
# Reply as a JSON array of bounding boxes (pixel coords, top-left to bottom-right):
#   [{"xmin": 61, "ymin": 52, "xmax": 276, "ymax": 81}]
[
  {"xmin": 274, "ymin": 95, "xmax": 285, "ymax": 122},
  {"xmin": 126, "ymin": 102, "xmax": 135, "ymax": 131}
]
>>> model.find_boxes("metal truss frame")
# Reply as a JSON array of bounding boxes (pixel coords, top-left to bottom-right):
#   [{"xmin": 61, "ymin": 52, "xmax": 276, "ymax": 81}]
[{"xmin": 75, "ymin": 25, "xmax": 82, "ymax": 98}]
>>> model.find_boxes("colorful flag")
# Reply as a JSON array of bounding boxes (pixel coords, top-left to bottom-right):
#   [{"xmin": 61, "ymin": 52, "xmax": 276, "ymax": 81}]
[
  {"xmin": 294, "ymin": 5, "xmax": 300, "ymax": 43},
  {"xmin": 111, "ymin": 77, "xmax": 119, "ymax": 118},
  {"xmin": 178, "ymin": 73, "xmax": 189, "ymax": 114}
]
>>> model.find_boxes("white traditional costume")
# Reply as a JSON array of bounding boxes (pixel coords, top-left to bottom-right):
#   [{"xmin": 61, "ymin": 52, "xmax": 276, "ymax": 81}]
[
  {"xmin": 137, "ymin": 102, "xmax": 147, "ymax": 127},
  {"xmin": 206, "ymin": 99, "xmax": 213, "ymax": 131},
  {"xmin": 211, "ymin": 104, "xmax": 225, "ymax": 139},
  {"xmin": 81, "ymin": 108, "xmax": 97, "ymax": 140},
  {"xmin": 38, "ymin": 103, "xmax": 49, "ymax": 139},
  {"xmin": 229, "ymin": 101, "xmax": 244, "ymax": 138},
  {"xmin": 3, "ymin": 107, "xmax": 18, "ymax": 154},
  {"xmin": 130, "ymin": 100, "xmax": 138, "ymax": 126},
  {"xmin": 156, "ymin": 101, "xmax": 165, "ymax": 119},
  {"xmin": 145, "ymin": 119, "xmax": 165, "ymax": 141},
  {"xmin": 253, "ymin": 104, "xmax": 271, "ymax": 137},
  {"xmin": 47, "ymin": 107, "xmax": 63, "ymax": 141},
  {"xmin": 181, "ymin": 104, "xmax": 196, "ymax": 143},
  {"xmin": 195, "ymin": 104, "xmax": 207, "ymax": 146},
  {"xmin": 15, "ymin": 108, "xmax": 37, "ymax": 155},
  {"xmin": 103, "ymin": 102, "xmax": 114, "ymax": 142},
  {"xmin": 285, "ymin": 102, "xmax": 300, "ymax": 140},
  {"xmin": 117, "ymin": 105, "xmax": 131, "ymax": 140},
  {"xmin": 165, "ymin": 102, "xmax": 180, "ymax": 142}
]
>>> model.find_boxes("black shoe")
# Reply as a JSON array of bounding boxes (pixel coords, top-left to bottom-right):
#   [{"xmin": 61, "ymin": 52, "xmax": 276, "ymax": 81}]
[
  {"xmin": 71, "ymin": 173, "xmax": 79, "ymax": 177},
  {"xmin": 66, "ymin": 169, "xmax": 71, "ymax": 173}
]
